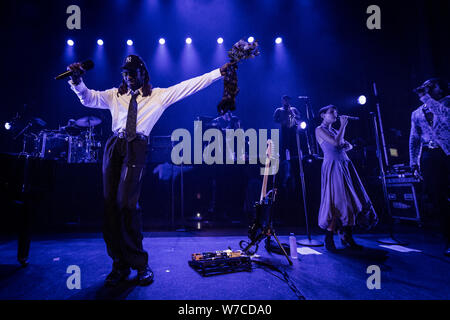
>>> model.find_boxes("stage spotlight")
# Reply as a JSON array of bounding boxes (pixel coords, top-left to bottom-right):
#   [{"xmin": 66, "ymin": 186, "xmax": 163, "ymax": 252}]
[
  {"xmin": 159, "ymin": 38, "xmax": 166, "ymax": 45},
  {"xmin": 67, "ymin": 39, "xmax": 74, "ymax": 46},
  {"xmin": 300, "ymin": 121, "xmax": 307, "ymax": 130},
  {"xmin": 275, "ymin": 37, "xmax": 282, "ymax": 44},
  {"xmin": 97, "ymin": 39, "xmax": 104, "ymax": 46},
  {"xmin": 127, "ymin": 39, "xmax": 133, "ymax": 46},
  {"xmin": 4, "ymin": 122, "xmax": 11, "ymax": 130},
  {"xmin": 358, "ymin": 95, "xmax": 367, "ymax": 105},
  {"xmin": 248, "ymin": 36, "xmax": 254, "ymax": 43},
  {"xmin": 185, "ymin": 37, "xmax": 192, "ymax": 44},
  {"xmin": 217, "ymin": 37, "xmax": 223, "ymax": 44}
]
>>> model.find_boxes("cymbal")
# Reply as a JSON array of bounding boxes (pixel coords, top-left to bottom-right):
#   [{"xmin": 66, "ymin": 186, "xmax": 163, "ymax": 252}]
[
  {"xmin": 33, "ymin": 117, "xmax": 47, "ymax": 127},
  {"xmin": 75, "ymin": 116, "xmax": 102, "ymax": 127},
  {"xmin": 61, "ymin": 125, "xmax": 81, "ymax": 136}
]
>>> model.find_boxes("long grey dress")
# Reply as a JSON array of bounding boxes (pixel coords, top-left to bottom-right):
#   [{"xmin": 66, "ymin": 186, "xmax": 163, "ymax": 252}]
[{"xmin": 317, "ymin": 125, "xmax": 378, "ymax": 230}]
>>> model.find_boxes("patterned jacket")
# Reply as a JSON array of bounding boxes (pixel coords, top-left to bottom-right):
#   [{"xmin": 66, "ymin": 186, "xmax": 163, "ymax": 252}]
[{"xmin": 409, "ymin": 95, "xmax": 450, "ymax": 167}]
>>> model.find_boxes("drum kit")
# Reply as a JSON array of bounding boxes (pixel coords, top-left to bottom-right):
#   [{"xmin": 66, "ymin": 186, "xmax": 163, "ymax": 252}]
[{"xmin": 19, "ymin": 116, "xmax": 103, "ymax": 163}]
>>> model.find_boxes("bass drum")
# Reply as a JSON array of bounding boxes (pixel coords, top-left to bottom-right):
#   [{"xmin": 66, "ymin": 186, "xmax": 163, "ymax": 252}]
[{"xmin": 38, "ymin": 131, "xmax": 69, "ymax": 160}]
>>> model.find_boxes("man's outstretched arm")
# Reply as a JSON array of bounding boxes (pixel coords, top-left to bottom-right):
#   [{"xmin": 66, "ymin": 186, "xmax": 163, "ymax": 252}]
[{"xmin": 158, "ymin": 63, "xmax": 231, "ymax": 109}]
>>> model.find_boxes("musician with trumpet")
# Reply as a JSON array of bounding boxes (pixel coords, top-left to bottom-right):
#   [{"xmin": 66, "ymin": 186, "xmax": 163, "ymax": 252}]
[{"xmin": 273, "ymin": 95, "xmax": 302, "ymax": 162}]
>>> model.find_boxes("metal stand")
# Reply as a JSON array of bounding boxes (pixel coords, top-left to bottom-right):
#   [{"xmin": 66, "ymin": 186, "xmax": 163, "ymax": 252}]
[
  {"xmin": 371, "ymin": 83, "xmax": 407, "ymax": 245},
  {"xmin": 301, "ymin": 96, "xmax": 319, "ymax": 156},
  {"xmin": 175, "ymin": 162, "xmax": 189, "ymax": 231},
  {"xmin": 295, "ymin": 129, "xmax": 323, "ymax": 247},
  {"xmin": 241, "ymin": 226, "xmax": 293, "ymax": 266},
  {"xmin": 240, "ymin": 196, "xmax": 293, "ymax": 266}
]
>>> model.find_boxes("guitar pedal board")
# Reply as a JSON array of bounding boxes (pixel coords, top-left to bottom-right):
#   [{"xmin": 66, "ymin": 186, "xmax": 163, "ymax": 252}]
[{"xmin": 188, "ymin": 250, "xmax": 252, "ymax": 276}]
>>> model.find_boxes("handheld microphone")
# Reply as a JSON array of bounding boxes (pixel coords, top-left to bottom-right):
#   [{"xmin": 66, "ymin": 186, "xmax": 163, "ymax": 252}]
[
  {"xmin": 55, "ymin": 60, "xmax": 94, "ymax": 80},
  {"xmin": 339, "ymin": 115, "xmax": 359, "ymax": 120}
]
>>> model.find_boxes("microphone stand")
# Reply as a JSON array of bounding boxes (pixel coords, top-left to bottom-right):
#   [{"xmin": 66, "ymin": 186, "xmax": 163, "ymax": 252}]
[
  {"xmin": 303, "ymin": 97, "xmax": 318, "ymax": 156},
  {"xmin": 14, "ymin": 122, "xmax": 32, "ymax": 141},
  {"xmin": 16, "ymin": 122, "xmax": 33, "ymax": 157},
  {"xmin": 295, "ymin": 127, "xmax": 322, "ymax": 247},
  {"xmin": 371, "ymin": 82, "xmax": 407, "ymax": 245}
]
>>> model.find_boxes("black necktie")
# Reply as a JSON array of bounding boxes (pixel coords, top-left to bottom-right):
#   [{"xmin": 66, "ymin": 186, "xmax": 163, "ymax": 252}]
[
  {"xmin": 423, "ymin": 107, "xmax": 434, "ymax": 127},
  {"xmin": 125, "ymin": 91, "xmax": 140, "ymax": 141}
]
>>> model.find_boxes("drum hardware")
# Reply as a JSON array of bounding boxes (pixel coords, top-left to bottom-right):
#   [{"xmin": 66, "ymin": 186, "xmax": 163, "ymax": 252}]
[
  {"xmin": 12, "ymin": 118, "xmax": 47, "ymax": 158},
  {"xmin": 16, "ymin": 115, "xmax": 103, "ymax": 163}
]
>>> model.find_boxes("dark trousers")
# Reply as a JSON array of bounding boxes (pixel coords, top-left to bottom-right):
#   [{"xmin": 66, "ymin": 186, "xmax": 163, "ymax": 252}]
[
  {"xmin": 421, "ymin": 148, "xmax": 450, "ymax": 243},
  {"xmin": 102, "ymin": 135, "xmax": 149, "ymax": 270},
  {"xmin": 280, "ymin": 127, "xmax": 298, "ymax": 162}
]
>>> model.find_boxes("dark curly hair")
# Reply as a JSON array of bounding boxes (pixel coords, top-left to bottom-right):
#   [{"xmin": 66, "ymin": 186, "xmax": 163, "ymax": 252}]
[
  {"xmin": 424, "ymin": 78, "xmax": 449, "ymax": 97},
  {"xmin": 117, "ymin": 67, "xmax": 152, "ymax": 97}
]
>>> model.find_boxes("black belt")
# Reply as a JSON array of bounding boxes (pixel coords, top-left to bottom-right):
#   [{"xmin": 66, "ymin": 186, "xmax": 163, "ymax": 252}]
[
  {"xmin": 114, "ymin": 131, "xmax": 149, "ymax": 143},
  {"xmin": 423, "ymin": 145, "xmax": 441, "ymax": 151}
]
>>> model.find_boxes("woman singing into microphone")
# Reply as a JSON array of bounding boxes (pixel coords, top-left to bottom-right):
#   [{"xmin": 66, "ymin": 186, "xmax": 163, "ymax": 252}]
[{"xmin": 315, "ymin": 105, "xmax": 377, "ymax": 251}]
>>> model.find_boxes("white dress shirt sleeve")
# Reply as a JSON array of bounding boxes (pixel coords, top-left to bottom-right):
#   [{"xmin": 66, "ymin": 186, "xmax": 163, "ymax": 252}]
[
  {"xmin": 158, "ymin": 68, "xmax": 222, "ymax": 109},
  {"xmin": 69, "ymin": 80, "xmax": 116, "ymax": 110}
]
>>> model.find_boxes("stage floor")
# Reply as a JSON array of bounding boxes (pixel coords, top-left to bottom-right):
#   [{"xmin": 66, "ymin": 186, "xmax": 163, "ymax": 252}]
[{"xmin": 0, "ymin": 230, "xmax": 449, "ymax": 300}]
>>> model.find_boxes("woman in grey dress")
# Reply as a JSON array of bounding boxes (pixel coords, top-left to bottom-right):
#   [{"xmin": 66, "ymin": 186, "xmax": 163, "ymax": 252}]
[{"xmin": 315, "ymin": 105, "xmax": 377, "ymax": 251}]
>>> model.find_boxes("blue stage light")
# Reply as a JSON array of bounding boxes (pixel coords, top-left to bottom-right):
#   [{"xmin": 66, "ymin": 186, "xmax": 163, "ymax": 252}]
[
  {"xmin": 275, "ymin": 37, "xmax": 282, "ymax": 44},
  {"xmin": 97, "ymin": 39, "xmax": 104, "ymax": 46},
  {"xmin": 159, "ymin": 38, "xmax": 166, "ymax": 45},
  {"xmin": 67, "ymin": 39, "xmax": 74, "ymax": 46},
  {"xmin": 217, "ymin": 37, "xmax": 223, "ymax": 44},
  {"xmin": 127, "ymin": 39, "xmax": 133, "ymax": 46},
  {"xmin": 185, "ymin": 37, "xmax": 192, "ymax": 44},
  {"xmin": 248, "ymin": 36, "xmax": 254, "ymax": 43},
  {"xmin": 358, "ymin": 95, "xmax": 367, "ymax": 105}
]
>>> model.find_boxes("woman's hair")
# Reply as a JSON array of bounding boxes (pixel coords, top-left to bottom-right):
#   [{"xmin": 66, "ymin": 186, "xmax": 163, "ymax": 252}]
[
  {"xmin": 117, "ymin": 67, "xmax": 152, "ymax": 97},
  {"xmin": 318, "ymin": 104, "xmax": 337, "ymax": 117}
]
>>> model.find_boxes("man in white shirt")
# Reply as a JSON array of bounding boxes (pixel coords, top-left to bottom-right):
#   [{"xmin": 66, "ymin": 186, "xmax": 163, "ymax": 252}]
[{"xmin": 67, "ymin": 55, "xmax": 230, "ymax": 285}]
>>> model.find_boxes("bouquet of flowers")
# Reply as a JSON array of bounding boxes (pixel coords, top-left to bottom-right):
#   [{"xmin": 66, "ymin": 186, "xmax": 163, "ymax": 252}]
[{"xmin": 217, "ymin": 39, "xmax": 260, "ymax": 115}]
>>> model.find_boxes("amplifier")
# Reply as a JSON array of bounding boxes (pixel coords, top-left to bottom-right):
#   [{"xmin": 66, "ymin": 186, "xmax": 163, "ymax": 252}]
[
  {"xmin": 386, "ymin": 176, "xmax": 421, "ymax": 184},
  {"xmin": 385, "ymin": 171, "xmax": 421, "ymax": 185},
  {"xmin": 386, "ymin": 183, "xmax": 421, "ymax": 224}
]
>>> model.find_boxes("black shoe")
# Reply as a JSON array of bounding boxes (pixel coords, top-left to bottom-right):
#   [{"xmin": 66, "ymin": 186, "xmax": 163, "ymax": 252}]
[
  {"xmin": 445, "ymin": 247, "xmax": 450, "ymax": 257},
  {"xmin": 341, "ymin": 227, "xmax": 363, "ymax": 250},
  {"xmin": 18, "ymin": 258, "xmax": 29, "ymax": 268},
  {"xmin": 136, "ymin": 266, "xmax": 154, "ymax": 286},
  {"xmin": 104, "ymin": 268, "xmax": 131, "ymax": 287},
  {"xmin": 325, "ymin": 231, "xmax": 337, "ymax": 252}
]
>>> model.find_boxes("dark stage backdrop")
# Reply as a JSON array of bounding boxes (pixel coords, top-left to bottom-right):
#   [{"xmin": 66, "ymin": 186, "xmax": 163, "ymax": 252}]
[{"xmin": 0, "ymin": 0, "xmax": 448, "ymax": 230}]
